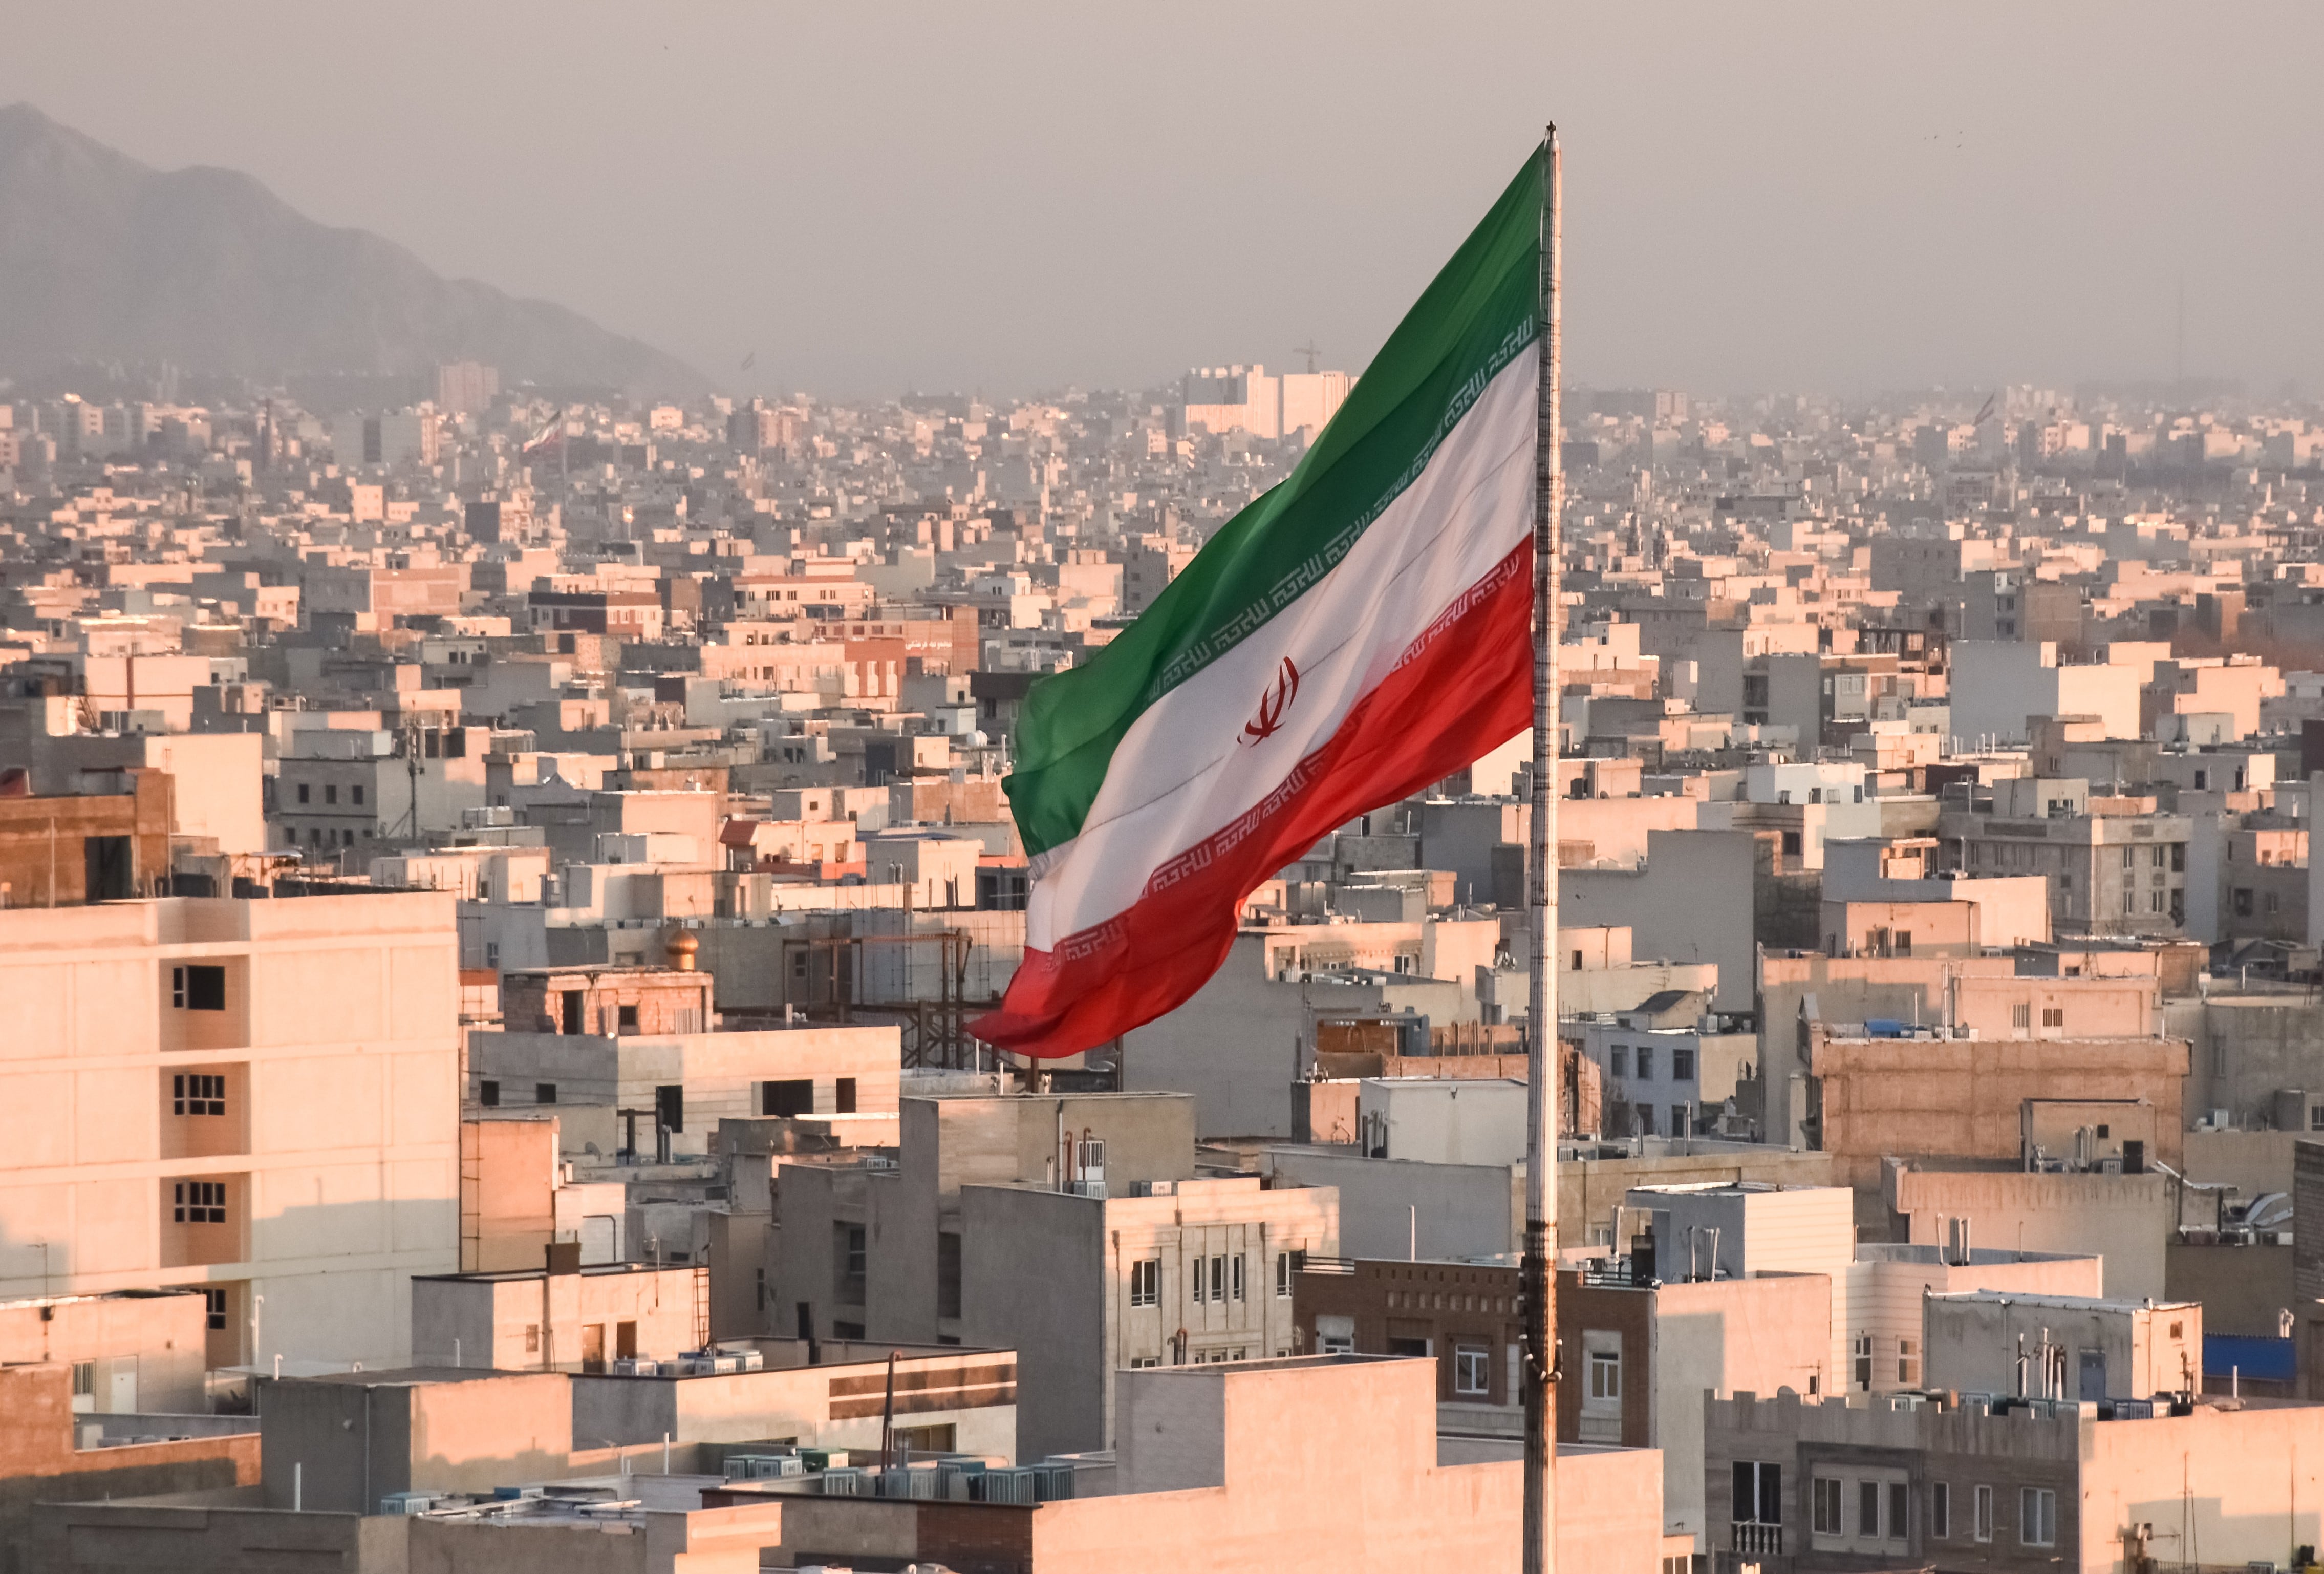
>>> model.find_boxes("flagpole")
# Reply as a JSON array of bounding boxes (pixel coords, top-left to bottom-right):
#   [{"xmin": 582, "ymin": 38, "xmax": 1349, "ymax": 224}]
[{"xmin": 1522, "ymin": 122, "xmax": 1563, "ymax": 1574}]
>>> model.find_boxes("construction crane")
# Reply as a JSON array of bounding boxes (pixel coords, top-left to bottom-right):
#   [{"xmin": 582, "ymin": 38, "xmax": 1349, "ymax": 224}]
[{"xmin": 1293, "ymin": 340, "xmax": 1322, "ymax": 375}]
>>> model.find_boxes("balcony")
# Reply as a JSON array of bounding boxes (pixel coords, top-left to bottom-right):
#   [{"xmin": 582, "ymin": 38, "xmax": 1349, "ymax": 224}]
[{"xmin": 1730, "ymin": 1521, "xmax": 1784, "ymax": 1557}]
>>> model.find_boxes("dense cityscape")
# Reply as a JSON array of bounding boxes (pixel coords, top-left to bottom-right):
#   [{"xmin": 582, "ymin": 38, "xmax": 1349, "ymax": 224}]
[{"xmin": 5, "ymin": 15, "xmax": 2324, "ymax": 1570}]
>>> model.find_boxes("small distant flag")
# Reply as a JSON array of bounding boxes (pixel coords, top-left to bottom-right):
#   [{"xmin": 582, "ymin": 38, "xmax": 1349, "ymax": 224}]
[
  {"xmin": 521, "ymin": 410, "xmax": 564, "ymax": 456},
  {"xmin": 740, "ymin": 349, "xmax": 757, "ymax": 371}
]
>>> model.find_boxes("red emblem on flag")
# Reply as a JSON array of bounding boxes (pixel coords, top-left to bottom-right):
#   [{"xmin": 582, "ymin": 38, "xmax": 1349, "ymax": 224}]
[{"xmin": 1241, "ymin": 657, "xmax": 1301, "ymax": 745}]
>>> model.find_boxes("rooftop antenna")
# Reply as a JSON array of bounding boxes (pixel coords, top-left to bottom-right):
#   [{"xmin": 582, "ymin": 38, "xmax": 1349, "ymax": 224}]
[{"xmin": 1293, "ymin": 340, "xmax": 1322, "ymax": 375}]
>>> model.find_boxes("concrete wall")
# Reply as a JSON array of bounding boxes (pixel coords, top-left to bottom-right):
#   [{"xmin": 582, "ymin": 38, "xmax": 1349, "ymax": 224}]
[
  {"xmin": 1563, "ymin": 829, "xmax": 1762, "ymax": 1013},
  {"xmin": 961, "ymin": 1184, "xmax": 1106, "ymax": 1460},
  {"xmin": 1262, "ymin": 1146, "xmax": 1516, "ymax": 1260},
  {"xmin": 1890, "ymin": 1167, "xmax": 2171, "ymax": 1301},
  {"xmin": 1357, "ymin": 1077, "xmax": 1526, "ymax": 1166},
  {"xmin": 2165, "ymin": 1241, "xmax": 2292, "ymax": 1337},
  {"xmin": 570, "ymin": 1353, "xmax": 1018, "ymax": 1456},
  {"xmin": 257, "ymin": 1371, "xmax": 571, "ymax": 1513},
  {"xmin": 1811, "ymin": 1031, "xmax": 2189, "ymax": 1180},
  {"xmin": 0, "ymin": 1363, "xmax": 259, "ymax": 1574},
  {"xmin": 963, "ymin": 1176, "xmax": 1335, "ymax": 1457},
  {"xmin": 1652, "ymin": 1272, "xmax": 1832, "ymax": 1550},
  {"xmin": 1924, "ymin": 1292, "xmax": 2198, "ymax": 1402},
  {"xmin": 408, "ymin": 1265, "xmax": 702, "ymax": 1371},
  {"xmin": 1029, "ymin": 1356, "xmax": 1664, "ymax": 1574},
  {"xmin": 0, "ymin": 1289, "xmax": 208, "ymax": 1413},
  {"xmin": 1123, "ymin": 932, "xmax": 1386, "ymax": 1138},
  {"xmin": 1847, "ymin": 1247, "xmax": 2103, "ymax": 1395},
  {"xmin": 1633, "ymin": 1186, "xmax": 1855, "ymax": 1387}
]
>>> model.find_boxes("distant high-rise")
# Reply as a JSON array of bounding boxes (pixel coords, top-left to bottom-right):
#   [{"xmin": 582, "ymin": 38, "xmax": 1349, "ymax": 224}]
[
  {"xmin": 1175, "ymin": 364, "xmax": 1352, "ymax": 443},
  {"xmin": 435, "ymin": 361, "xmax": 501, "ymax": 417}
]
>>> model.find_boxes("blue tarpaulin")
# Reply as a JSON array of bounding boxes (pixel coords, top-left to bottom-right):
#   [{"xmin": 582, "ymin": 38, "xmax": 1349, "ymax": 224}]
[{"xmin": 2203, "ymin": 1334, "xmax": 2294, "ymax": 1384}]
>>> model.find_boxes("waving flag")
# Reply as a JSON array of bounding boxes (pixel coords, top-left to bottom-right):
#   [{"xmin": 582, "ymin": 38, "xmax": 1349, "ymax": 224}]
[{"xmin": 974, "ymin": 150, "xmax": 1544, "ymax": 1056}]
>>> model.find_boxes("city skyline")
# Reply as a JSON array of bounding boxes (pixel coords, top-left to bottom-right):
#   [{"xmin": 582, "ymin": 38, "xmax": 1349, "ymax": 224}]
[{"xmin": 3, "ymin": 2, "xmax": 2319, "ymax": 399}]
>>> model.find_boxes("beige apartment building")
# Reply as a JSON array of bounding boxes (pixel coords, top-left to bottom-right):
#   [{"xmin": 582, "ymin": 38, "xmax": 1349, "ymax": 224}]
[{"xmin": 0, "ymin": 894, "xmax": 461, "ymax": 1370}]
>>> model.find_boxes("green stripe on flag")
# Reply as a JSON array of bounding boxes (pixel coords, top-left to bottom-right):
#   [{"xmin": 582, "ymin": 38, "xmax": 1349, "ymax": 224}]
[{"xmin": 1004, "ymin": 148, "xmax": 1543, "ymax": 859}]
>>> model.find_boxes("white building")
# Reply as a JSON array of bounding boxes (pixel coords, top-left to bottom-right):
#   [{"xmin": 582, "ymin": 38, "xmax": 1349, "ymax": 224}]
[{"xmin": 0, "ymin": 894, "xmax": 461, "ymax": 1371}]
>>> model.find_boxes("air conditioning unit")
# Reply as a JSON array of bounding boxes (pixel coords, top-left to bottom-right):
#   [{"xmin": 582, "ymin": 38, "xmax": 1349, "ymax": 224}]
[{"xmin": 379, "ymin": 1492, "xmax": 436, "ymax": 1515}]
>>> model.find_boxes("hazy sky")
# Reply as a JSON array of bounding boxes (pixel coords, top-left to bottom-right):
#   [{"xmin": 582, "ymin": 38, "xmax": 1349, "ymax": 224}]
[{"xmin": 7, "ymin": 3, "xmax": 2321, "ymax": 401}]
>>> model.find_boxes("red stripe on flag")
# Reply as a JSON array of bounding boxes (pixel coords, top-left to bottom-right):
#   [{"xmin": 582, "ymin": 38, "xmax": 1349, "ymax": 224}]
[{"xmin": 972, "ymin": 539, "xmax": 1535, "ymax": 1058}]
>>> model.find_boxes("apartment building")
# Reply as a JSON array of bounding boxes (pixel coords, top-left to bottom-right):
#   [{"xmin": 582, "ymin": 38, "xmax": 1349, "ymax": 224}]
[{"xmin": 0, "ymin": 894, "xmax": 461, "ymax": 1369}]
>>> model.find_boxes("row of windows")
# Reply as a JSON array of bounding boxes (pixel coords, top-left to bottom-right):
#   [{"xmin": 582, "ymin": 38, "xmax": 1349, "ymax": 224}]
[
  {"xmin": 1607, "ymin": 1045, "xmax": 1695, "ymax": 1081},
  {"xmin": 1619, "ymin": 1104, "xmax": 1695, "ymax": 1138},
  {"xmin": 1130, "ymin": 1250, "xmax": 1302, "ymax": 1309},
  {"xmin": 1851, "ymin": 1333, "xmax": 1921, "ymax": 1389},
  {"xmin": 292, "ymin": 782, "xmax": 365, "ymax": 805},
  {"xmin": 1739, "ymin": 1465, "xmax": 2056, "ymax": 1549}
]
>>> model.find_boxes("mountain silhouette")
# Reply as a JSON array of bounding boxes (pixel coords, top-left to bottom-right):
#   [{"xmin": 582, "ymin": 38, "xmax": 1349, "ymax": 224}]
[{"xmin": 0, "ymin": 103, "xmax": 708, "ymax": 395}]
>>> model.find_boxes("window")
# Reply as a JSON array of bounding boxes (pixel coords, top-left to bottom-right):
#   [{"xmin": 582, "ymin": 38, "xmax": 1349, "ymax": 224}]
[
  {"xmin": 1454, "ymin": 1344, "xmax": 1491, "ymax": 1395},
  {"xmin": 1813, "ymin": 1477, "xmax": 1843, "ymax": 1536},
  {"xmin": 2012, "ymin": 1002, "xmax": 2031, "ymax": 1030},
  {"xmin": 1610, "ymin": 1046, "xmax": 1628, "ymax": 1078},
  {"xmin": 325, "ymin": 783, "xmax": 338, "ymax": 805},
  {"xmin": 617, "ymin": 1004, "xmax": 639, "ymax": 1032},
  {"xmin": 1587, "ymin": 1347, "xmax": 1621, "ymax": 1401},
  {"xmin": 763, "ymin": 1079, "xmax": 814, "ymax": 1117},
  {"xmin": 937, "ymin": 1231, "xmax": 962, "ymax": 1320},
  {"xmin": 2153, "ymin": 843, "xmax": 2166, "ymax": 867},
  {"xmin": 1854, "ymin": 1333, "xmax": 1873, "ymax": 1391},
  {"xmin": 2041, "ymin": 1007, "xmax": 2064, "ymax": 1029},
  {"xmin": 2235, "ymin": 887, "xmax": 2255, "ymax": 917},
  {"xmin": 2019, "ymin": 1487, "xmax": 2056, "ymax": 1546},
  {"xmin": 1231, "ymin": 1255, "xmax": 1244, "ymax": 1301},
  {"xmin": 1672, "ymin": 1048, "xmax": 1696, "ymax": 1080},
  {"xmin": 1889, "ymin": 1482, "xmax": 1909, "ymax": 1541},
  {"xmin": 1668, "ymin": 1104, "xmax": 1688, "ymax": 1136},
  {"xmin": 1899, "ymin": 1335, "xmax": 1921, "ymax": 1386},
  {"xmin": 1130, "ymin": 1258, "xmax": 1159, "ymax": 1307},
  {"xmin": 172, "ymin": 965, "xmax": 226, "ymax": 1011},
  {"xmin": 2155, "ymin": 889, "xmax": 2168, "ymax": 913},
  {"xmin": 1636, "ymin": 1046, "xmax": 1655, "ymax": 1079},
  {"xmin": 2123, "ymin": 889, "xmax": 2136, "ymax": 915},
  {"xmin": 524, "ymin": 1323, "xmax": 540, "ymax": 1353},
  {"xmin": 1733, "ymin": 1461, "xmax": 1782, "ymax": 1525},
  {"xmin": 1635, "ymin": 1104, "xmax": 1655, "ymax": 1137},
  {"xmin": 173, "ymin": 1074, "xmax": 226, "ymax": 1116},
  {"xmin": 536, "ymin": 1082, "xmax": 557, "ymax": 1105},
  {"xmin": 1571, "ymin": 949, "xmax": 1583, "ymax": 971},
  {"xmin": 1210, "ymin": 1254, "xmax": 1226, "ymax": 1303},
  {"xmin": 2121, "ymin": 846, "xmax": 2135, "ymax": 869},
  {"xmin": 1973, "ymin": 1485, "xmax": 1994, "ymax": 1542},
  {"xmin": 835, "ymin": 1077, "xmax": 857, "ymax": 1114},
  {"xmin": 834, "ymin": 1223, "xmax": 867, "ymax": 1303},
  {"xmin": 72, "ymin": 1360, "xmax": 95, "ymax": 1399},
  {"xmin": 479, "ymin": 1079, "xmax": 500, "ymax": 1107},
  {"xmin": 203, "ymin": 1287, "xmax": 227, "ymax": 1331},
  {"xmin": 296, "ymin": 782, "xmax": 310, "ymax": 803},
  {"xmin": 1859, "ymin": 1481, "xmax": 1880, "ymax": 1538},
  {"xmin": 351, "ymin": 784, "xmax": 365, "ymax": 805},
  {"xmin": 1130, "ymin": 1356, "xmax": 1159, "ymax": 1368},
  {"xmin": 1275, "ymin": 1250, "xmax": 1303, "ymax": 1297},
  {"xmin": 1932, "ymin": 1481, "xmax": 1950, "ymax": 1539},
  {"xmin": 174, "ymin": 1180, "xmax": 227, "ymax": 1223}
]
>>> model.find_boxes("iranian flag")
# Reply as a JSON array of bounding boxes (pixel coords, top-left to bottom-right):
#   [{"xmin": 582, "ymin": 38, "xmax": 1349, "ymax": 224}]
[{"xmin": 974, "ymin": 151, "xmax": 1544, "ymax": 1057}]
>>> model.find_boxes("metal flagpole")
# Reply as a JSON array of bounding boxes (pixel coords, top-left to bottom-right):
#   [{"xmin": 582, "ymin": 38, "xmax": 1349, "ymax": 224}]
[{"xmin": 1522, "ymin": 122, "xmax": 1563, "ymax": 1574}]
